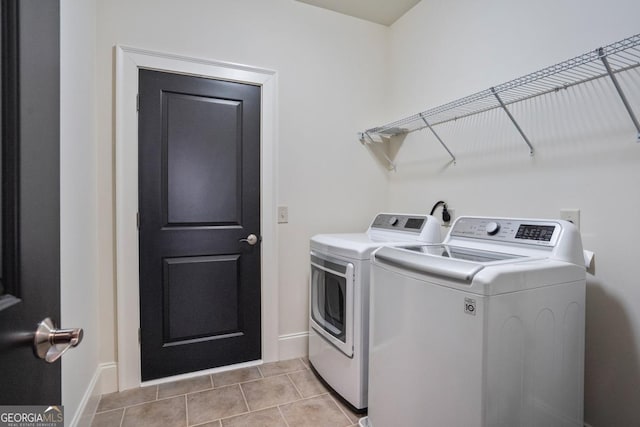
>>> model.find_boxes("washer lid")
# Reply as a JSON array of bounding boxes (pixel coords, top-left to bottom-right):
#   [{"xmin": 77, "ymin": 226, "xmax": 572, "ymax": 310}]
[
  {"xmin": 374, "ymin": 244, "xmax": 526, "ymax": 282},
  {"xmin": 373, "ymin": 243, "xmax": 585, "ymax": 295},
  {"xmin": 404, "ymin": 244, "xmax": 524, "ymax": 263}
]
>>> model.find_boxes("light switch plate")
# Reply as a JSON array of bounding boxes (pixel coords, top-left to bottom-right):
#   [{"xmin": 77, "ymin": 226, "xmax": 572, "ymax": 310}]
[{"xmin": 278, "ymin": 206, "xmax": 288, "ymax": 224}]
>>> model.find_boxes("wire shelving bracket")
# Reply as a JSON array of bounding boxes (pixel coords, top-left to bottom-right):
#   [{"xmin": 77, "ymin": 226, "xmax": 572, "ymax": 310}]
[
  {"xmin": 358, "ymin": 131, "xmax": 397, "ymax": 171},
  {"xmin": 598, "ymin": 47, "xmax": 640, "ymax": 140},
  {"xmin": 419, "ymin": 113, "xmax": 456, "ymax": 163},
  {"xmin": 490, "ymin": 87, "xmax": 534, "ymax": 155},
  {"xmin": 359, "ymin": 32, "xmax": 640, "ymax": 167}
]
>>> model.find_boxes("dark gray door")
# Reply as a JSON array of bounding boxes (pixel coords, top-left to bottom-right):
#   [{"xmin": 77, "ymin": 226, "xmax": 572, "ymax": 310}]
[
  {"xmin": 0, "ymin": 0, "xmax": 61, "ymax": 403},
  {"xmin": 138, "ymin": 69, "xmax": 261, "ymax": 380}
]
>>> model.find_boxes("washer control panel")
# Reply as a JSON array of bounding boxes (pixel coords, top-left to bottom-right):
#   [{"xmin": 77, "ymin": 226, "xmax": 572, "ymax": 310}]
[
  {"xmin": 485, "ymin": 221, "xmax": 501, "ymax": 235},
  {"xmin": 371, "ymin": 214, "xmax": 428, "ymax": 233},
  {"xmin": 451, "ymin": 217, "xmax": 561, "ymax": 246}
]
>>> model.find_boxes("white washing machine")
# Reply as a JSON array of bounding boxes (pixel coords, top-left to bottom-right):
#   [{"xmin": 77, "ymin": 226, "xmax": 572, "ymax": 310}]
[
  {"xmin": 363, "ymin": 216, "xmax": 587, "ymax": 427},
  {"xmin": 309, "ymin": 213, "xmax": 442, "ymax": 410}
]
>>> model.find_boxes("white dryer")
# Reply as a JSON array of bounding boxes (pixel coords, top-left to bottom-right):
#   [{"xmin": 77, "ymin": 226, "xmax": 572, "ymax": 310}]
[
  {"xmin": 309, "ymin": 213, "xmax": 441, "ymax": 410},
  {"xmin": 364, "ymin": 216, "xmax": 587, "ymax": 427}
]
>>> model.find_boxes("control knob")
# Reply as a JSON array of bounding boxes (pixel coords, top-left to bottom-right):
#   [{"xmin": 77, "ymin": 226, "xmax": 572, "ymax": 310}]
[
  {"xmin": 388, "ymin": 216, "xmax": 399, "ymax": 226},
  {"xmin": 486, "ymin": 221, "xmax": 501, "ymax": 235}
]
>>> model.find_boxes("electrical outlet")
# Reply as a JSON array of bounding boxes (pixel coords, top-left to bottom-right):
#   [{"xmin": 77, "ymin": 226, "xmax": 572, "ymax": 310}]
[
  {"xmin": 444, "ymin": 208, "xmax": 455, "ymax": 227},
  {"xmin": 560, "ymin": 209, "xmax": 580, "ymax": 230},
  {"xmin": 278, "ymin": 206, "xmax": 288, "ymax": 224}
]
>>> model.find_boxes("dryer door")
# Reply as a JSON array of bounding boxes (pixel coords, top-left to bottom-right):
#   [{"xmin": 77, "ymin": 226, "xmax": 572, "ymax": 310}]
[{"xmin": 309, "ymin": 252, "xmax": 354, "ymax": 357}]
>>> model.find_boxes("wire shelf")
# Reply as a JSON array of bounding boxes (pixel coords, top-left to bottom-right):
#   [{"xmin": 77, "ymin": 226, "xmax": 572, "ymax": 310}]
[{"xmin": 360, "ymin": 33, "xmax": 640, "ymax": 163}]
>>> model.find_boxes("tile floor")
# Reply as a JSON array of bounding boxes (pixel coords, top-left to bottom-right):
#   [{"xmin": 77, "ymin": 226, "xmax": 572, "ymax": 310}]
[{"xmin": 91, "ymin": 357, "xmax": 364, "ymax": 427}]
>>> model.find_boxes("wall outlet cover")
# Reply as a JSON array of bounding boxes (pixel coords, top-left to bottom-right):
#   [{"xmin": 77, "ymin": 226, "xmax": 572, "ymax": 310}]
[{"xmin": 560, "ymin": 209, "xmax": 580, "ymax": 231}]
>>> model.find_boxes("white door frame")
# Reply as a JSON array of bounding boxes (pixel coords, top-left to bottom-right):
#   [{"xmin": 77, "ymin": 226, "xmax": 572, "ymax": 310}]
[{"xmin": 115, "ymin": 45, "xmax": 279, "ymax": 391}]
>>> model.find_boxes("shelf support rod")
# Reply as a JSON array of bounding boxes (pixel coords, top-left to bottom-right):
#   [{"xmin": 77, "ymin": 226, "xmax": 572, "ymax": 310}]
[
  {"xmin": 491, "ymin": 87, "xmax": 534, "ymax": 155},
  {"xmin": 419, "ymin": 114, "xmax": 456, "ymax": 163},
  {"xmin": 364, "ymin": 132, "xmax": 396, "ymax": 171},
  {"xmin": 599, "ymin": 48, "xmax": 640, "ymax": 142}
]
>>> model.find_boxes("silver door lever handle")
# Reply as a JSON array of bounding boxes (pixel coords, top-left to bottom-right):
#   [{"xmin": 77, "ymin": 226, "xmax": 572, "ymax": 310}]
[
  {"xmin": 239, "ymin": 234, "xmax": 260, "ymax": 246},
  {"xmin": 34, "ymin": 317, "xmax": 84, "ymax": 363}
]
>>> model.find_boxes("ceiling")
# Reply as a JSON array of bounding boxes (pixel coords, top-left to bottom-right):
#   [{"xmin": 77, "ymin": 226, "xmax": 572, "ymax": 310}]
[{"xmin": 295, "ymin": 0, "xmax": 421, "ymax": 26}]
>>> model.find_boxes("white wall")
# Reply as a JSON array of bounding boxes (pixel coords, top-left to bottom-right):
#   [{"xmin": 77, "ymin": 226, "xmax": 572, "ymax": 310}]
[
  {"xmin": 60, "ymin": 0, "xmax": 100, "ymax": 425},
  {"xmin": 386, "ymin": 1, "xmax": 640, "ymax": 426},
  {"xmin": 95, "ymin": 0, "xmax": 389, "ymax": 373},
  {"xmin": 61, "ymin": 0, "xmax": 640, "ymax": 425}
]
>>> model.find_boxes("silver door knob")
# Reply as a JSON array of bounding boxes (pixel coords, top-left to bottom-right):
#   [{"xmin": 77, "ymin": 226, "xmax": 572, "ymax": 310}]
[
  {"xmin": 239, "ymin": 234, "xmax": 259, "ymax": 246},
  {"xmin": 33, "ymin": 317, "xmax": 83, "ymax": 363}
]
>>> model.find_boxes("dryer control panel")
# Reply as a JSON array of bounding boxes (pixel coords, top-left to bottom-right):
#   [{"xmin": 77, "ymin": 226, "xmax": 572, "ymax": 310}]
[
  {"xmin": 451, "ymin": 217, "xmax": 562, "ymax": 246},
  {"xmin": 371, "ymin": 214, "xmax": 428, "ymax": 233}
]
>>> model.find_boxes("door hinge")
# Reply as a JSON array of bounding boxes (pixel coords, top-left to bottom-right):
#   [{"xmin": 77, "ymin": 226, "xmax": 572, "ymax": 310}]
[
  {"xmin": 136, "ymin": 93, "xmax": 139, "ymax": 112},
  {"xmin": 136, "ymin": 212, "xmax": 140, "ymax": 230}
]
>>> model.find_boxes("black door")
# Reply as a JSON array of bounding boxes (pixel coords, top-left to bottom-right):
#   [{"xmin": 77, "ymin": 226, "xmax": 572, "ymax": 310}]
[
  {"xmin": 138, "ymin": 70, "xmax": 261, "ymax": 380},
  {"xmin": 0, "ymin": 0, "xmax": 61, "ymax": 403}
]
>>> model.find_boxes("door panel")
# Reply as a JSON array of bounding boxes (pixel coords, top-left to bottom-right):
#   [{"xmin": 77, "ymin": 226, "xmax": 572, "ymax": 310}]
[
  {"xmin": 0, "ymin": 0, "xmax": 61, "ymax": 404},
  {"xmin": 139, "ymin": 69, "xmax": 261, "ymax": 381},
  {"xmin": 163, "ymin": 255, "xmax": 240, "ymax": 342},
  {"xmin": 165, "ymin": 92, "xmax": 242, "ymax": 225}
]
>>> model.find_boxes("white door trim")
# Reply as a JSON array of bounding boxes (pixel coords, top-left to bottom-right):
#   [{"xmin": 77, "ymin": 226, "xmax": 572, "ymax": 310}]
[{"xmin": 115, "ymin": 45, "xmax": 279, "ymax": 391}]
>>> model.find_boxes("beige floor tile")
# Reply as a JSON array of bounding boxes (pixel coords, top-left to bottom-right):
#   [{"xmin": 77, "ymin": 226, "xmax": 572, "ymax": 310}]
[
  {"xmin": 94, "ymin": 359, "xmax": 366, "ymax": 427},
  {"xmin": 300, "ymin": 356, "xmax": 310, "ymax": 368},
  {"xmin": 343, "ymin": 409, "xmax": 365, "ymax": 424},
  {"xmin": 241, "ymin": 375, "xmax": 301, "ymax": 411},
  {"xmin": 330, "ymin": 395, "xmax": 366, "ymax": 424},
  {"xmin": 97, "ymin": 386, "xmax": 158, "ymax": 412},
  {"xmin": 158, "ymin": 375, "xmax": 213, "ymax": 399},
  {"xmin": 191, "ymin": 421, "xmax": 221, "ymax": 427},
  {"xmin": 187, "ymin": 384, "xmax": 248, "ymax": 426},
  {"xmin": 288, "ymin": 369, "xmax": 329, "ymax": 398},
  {"xmin": 121, "ymin": 396, "xmax": 186, "ymax": 427},
  {"xmin": 220, "ymin": 407, "xmax": 287, "ymax": 427},
  {"xmin": 279, "ymin": 394, "xmax": 352, "ymax": 427},
  {"xmin": 91, "ymin": 409, "xmax": 124, "ymax": 427},
  {"xmin": 258, "ymin": 358, "xmax": 306, "ymax": 377},
  {"xmin": 212, "ymin": 367, "xmax": 262, "ymax": 388}
]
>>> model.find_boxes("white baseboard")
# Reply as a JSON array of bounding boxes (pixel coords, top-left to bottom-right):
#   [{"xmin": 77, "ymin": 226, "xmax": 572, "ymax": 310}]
[
  {"xmin": 278, "ymin": 331, "xmax": 309, "ymax": 360},
  {"xmin": 99, "ymin": 362, "xmax": 118, "ymax": 395},
  {"xmin": 67, "ymin": 362, "xmax": 116, "ymax": 427}
]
